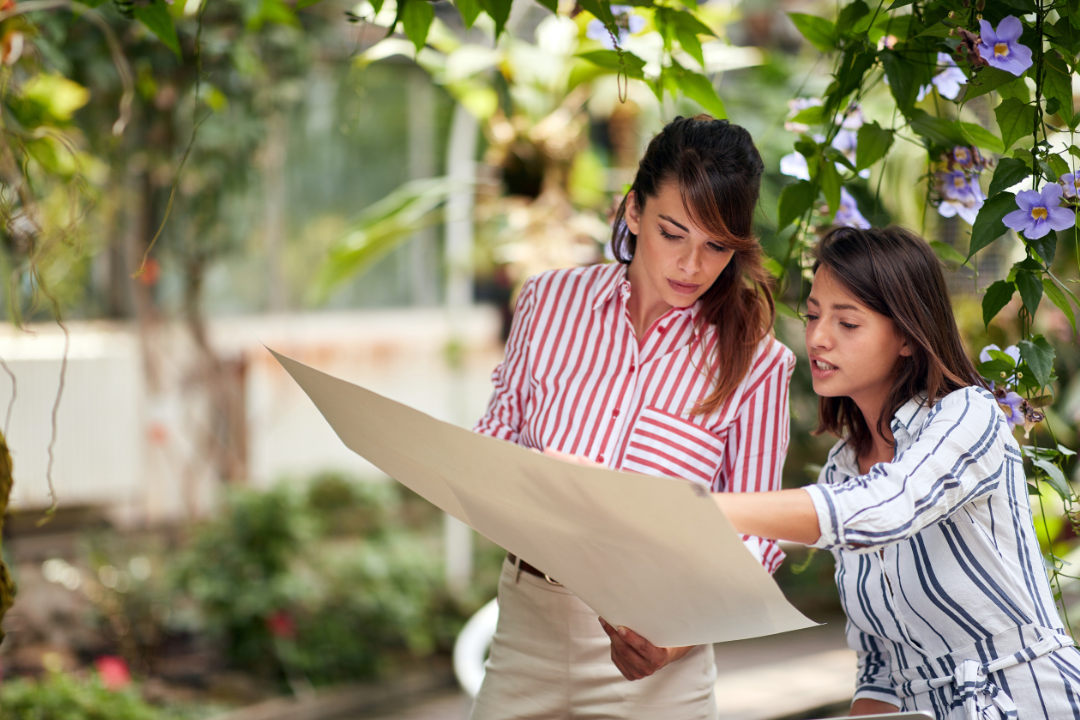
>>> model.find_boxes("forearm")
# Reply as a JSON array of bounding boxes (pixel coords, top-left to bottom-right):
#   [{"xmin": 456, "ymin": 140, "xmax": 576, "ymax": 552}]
[
  {"xmin": 849, "ymin": 698, "xmax": 899, "ymax": 716},
  {"xmin": 712, "ymin": 488, "xmax": 821, "ymax": 545}
]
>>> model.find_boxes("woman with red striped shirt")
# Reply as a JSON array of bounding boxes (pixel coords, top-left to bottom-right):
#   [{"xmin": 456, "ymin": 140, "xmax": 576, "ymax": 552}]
[{"xmin": 470, "ymin": 115, "xmax": 795, "ymax": 720}]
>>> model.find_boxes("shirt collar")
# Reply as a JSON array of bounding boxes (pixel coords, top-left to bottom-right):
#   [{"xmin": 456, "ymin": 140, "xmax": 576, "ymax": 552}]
[
  {"xmin": 590, "ymin": 262, "xmax": 703, "ymax": 329},
  {"xmin": 889, "ymin": 393, "xmax": 931, "ymax": 448}
]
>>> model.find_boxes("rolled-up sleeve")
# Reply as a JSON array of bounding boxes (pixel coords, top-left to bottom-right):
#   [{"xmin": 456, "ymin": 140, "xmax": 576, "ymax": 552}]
[
  {"xmin": 717, "ymin": 340, "xmax": 795, "ymax": 574},
  {"xmin": 473, "ymin": 277, "xmax": 537, "ymax": 444},
  {"xmin": 852, "ymin": 630, "xmax": 898, "ymax": 705},
  {"xmin": 806, "ymin": 388, "xmax": 1007, "ymax": 553}
]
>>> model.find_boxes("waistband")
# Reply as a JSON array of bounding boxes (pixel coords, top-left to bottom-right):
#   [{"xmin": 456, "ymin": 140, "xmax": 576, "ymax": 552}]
[{"xmin": 891, "ymin": 624, "xmax": 1074, "ymax": 720}]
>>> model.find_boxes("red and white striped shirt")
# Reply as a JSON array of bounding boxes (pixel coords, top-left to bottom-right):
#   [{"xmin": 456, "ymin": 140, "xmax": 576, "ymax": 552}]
[{"xmin": 474, "ymin": 262, "xmax": 794, "ymax": 573}]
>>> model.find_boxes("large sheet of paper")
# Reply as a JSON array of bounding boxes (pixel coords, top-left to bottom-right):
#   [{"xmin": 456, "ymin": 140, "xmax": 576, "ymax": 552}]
[{"xmin": 272, "ymin": 349, "xmax": 816, "ymax": 647}]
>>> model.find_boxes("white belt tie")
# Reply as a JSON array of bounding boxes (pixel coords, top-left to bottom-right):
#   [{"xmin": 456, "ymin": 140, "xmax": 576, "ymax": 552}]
[{"xmin": 894, "ymin": 632, "xmax": 1073, "ymax": 720}]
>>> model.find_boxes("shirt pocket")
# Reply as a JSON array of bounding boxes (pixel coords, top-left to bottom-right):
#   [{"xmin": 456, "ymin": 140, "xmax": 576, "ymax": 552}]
[{"xmin": 620, "ymin": 406, "xmax": 725, "ymax": 488}]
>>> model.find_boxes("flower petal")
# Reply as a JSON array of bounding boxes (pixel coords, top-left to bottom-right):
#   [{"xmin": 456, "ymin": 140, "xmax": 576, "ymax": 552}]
[
  {"xmin": 1040, "ymin": 182, "xmax": 1064, "ymax": 205},
  {"xmin": 1002, "ymin": 208, "xmax": 1033, "ymax": 232},
  {"xmin": 1014, "ymin": 189, "xmax": 1040, "ymax": 213},
  {"xmin": 979, "ymin": 344, "xmax": 1000, "ymax": 364},
  {"xmin": 1047, "ymin": 206, "xmax": 1076, "ymax": 231},
  {"xmin": 995, "ymin": 15, "xmax": 1023, "ymax": 43},
  {"xmin": 978, "ymin": 19, "xmax": 996, "ymax": 43}
]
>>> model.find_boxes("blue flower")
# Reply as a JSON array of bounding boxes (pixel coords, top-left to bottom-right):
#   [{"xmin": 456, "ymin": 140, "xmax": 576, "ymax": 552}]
[
  {"xmin": 995, "ymin": 387, "xmax": 1025, "ymax": 430},
  {"xmin": 976, "ymin": 16, "xmax": 1033, "ymax": 77},
  {"xmin": 835, "ymin": 188, "xmax": 870, "ymax": 229},
  {"xmin": 918, "ymin": 53, "xmax": 967, "ymax": 101},
  {"xmin": 1060, "ymin": 172, "xmax": 1080, "ymax": 200},
  {"xmin": 935, "ymin": 169, "xmax": 984, "ymax": 225},
  {"xmin": 780, "ymin": 152, "xmax": 810, "ymax": 181},
  {"xmin": 586, "ymin": 6, "xmax": 644, "ymax": 49},
  {"xmin": 1003, "ymin": 183, "xmax": 1076, "ymax": 239}
]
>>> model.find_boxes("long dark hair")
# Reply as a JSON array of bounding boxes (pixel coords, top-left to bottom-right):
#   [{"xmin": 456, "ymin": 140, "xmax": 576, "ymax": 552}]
[
  {"xmin": 611, "ymin": 115, "xmax": 774, "ymax": 415},
  {"xmin": 811, "ymin": 225, "xmax": 986, "ymax": 457}
]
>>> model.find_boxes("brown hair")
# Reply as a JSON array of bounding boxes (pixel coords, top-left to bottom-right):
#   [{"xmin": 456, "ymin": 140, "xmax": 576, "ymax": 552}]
[
  {"xmin": 810, "ymin": 225, "xmax": 986, "ymax": 457},
  {"xmin": 611, "ymin": 115, "xmax": 775, "ymax": 415}
]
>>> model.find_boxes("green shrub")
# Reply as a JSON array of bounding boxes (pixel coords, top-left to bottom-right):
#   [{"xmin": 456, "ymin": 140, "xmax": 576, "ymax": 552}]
[{"xmin": 0, "ymin": 673, "xmax": 161, "ymax": 720}]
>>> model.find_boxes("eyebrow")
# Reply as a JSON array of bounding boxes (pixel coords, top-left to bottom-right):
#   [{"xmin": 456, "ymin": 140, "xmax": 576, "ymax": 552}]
[
  {"xmin": 658, "ymin": 214, "xmax": 690, "ymax": 232},
  {"xmin": 806, "ymin": 297, "xmax": 865, "ymax": 312}
]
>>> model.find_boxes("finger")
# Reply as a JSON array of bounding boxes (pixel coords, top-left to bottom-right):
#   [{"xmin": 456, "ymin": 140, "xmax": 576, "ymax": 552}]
[
  {"xmin": 610, "ymin": 647, "xmax": 643, "ymax": 681},
  {"xmin": 616, "ymin": 626, "xmax": 665, "ymax": 662}
]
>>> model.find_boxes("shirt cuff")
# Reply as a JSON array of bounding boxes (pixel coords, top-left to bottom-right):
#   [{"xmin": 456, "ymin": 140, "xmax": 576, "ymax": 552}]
[
  {"xmin": 803, "ymin": 484, "xmax": 842, "ymax": 549},
  {"xmin": 852, "ymin": 687, "xmax": 900, "ymax": 706}
]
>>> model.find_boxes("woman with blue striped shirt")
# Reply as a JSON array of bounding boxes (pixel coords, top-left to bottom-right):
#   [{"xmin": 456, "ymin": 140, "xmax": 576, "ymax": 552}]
[{"xmin": 711, "ymin": 226, "xmax": 1080, "ymax": 718}]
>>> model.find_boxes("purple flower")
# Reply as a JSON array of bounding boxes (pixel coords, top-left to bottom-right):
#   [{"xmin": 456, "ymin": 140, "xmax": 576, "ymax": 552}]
[
  {"xmin": 935, "ymin": 169, "xmax": 985, "ymax": 225},
  {"xmin": 995, "ymin": 388, "xmax": 1025, "ymax": 430},
  {"xmin": 1060, "ymin": 173, "xmax": 1080, "ymax": 200},
  {"xmin": 976, "ymin": 16, "xmax": 1033, "ymax": 77},
  {"xmin": 1003, "ymin": 183, "xmax": 1076, "ymax": 239},
  {"xmin": 980, "ymin": 344, "xmax": 1021, "ymax": 365},
  {"xmin": 835, "ymin": 188, "xmax": 870, "ymax": 229},
  {"xmin": 780, "ymin": 152, "xmax": 810, "ymax": 181},
  {"xmin": 918, "ymin": 53, "xmax": 967, "ymax": 101},
  {"xmin": 586, "ymin": 6, "xmax": 644, "ymax": 49}
]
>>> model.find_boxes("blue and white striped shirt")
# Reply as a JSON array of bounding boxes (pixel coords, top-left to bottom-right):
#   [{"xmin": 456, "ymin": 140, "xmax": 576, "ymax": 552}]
[{"xmin": 804, "ymin": 386, "xmax": 1080, "ymax": 719}]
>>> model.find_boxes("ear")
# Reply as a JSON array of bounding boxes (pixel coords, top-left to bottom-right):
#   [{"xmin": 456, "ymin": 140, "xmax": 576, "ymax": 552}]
[
  {"xmin": 625, "ymin": 191, "xmax": 642, "ymax": 235},
  {"xmin": 899, "ymin": 336, "xmax": 913, "ymax": 358}
]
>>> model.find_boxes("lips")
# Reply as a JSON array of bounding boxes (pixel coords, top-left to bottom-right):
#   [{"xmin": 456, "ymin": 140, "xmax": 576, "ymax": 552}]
[
  {"xmin": 809, "ymin": 356, "xmax": 838, "ymax": 379},
  {"xmin": 667, "ymin": 279, "xmax": 700, "ymax": 295}
]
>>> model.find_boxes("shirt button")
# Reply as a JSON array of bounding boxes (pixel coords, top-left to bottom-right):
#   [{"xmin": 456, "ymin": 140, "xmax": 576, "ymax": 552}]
[
  {"xmin": 597, "ymin": 454, "xmax": 604, "ymax": 463},
  {"xmin": 657, "ymin": 326, "xmax": 665, "ymax": 334},
  {"xmin": 612, "ymin": 408, "xmax": 620, "ymax": 418},
  {"xmin": 629, "ymin": 363, "xmax": 636, "ymax": 373}
]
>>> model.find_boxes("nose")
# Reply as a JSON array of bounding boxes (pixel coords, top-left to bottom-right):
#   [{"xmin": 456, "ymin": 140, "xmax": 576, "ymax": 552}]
[
  {"xmin": 805, "ymin": 318, "xmax": 832, "ymax": 351},
  {"xmin": 679, "ymin": 245, "xmax": 703, "ymax": 275}
]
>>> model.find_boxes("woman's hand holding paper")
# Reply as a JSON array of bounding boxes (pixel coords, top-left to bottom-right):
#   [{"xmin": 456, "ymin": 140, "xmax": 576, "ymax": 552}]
[{"xmin": 598, "ymin": 618, "xmax": 694, "ymax": 681}]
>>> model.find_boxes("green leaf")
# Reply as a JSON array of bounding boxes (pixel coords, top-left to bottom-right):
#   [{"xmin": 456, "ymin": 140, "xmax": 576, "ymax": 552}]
[
  {"xmin": 671, "ymin": 68, "xmax": 726, "ymax": 118},
  {"xmin": 829, "ymin": 48, "xmax": 876, "ymax": 113},
  {"xmin": 296, "ymin": 0, "xmax": 323, "ymax": 8},
  {"xmin": 455, "ymin": 0, "xmax": 482, "ymax": 27},
  {"xmin": 965, "ymin": 68, "xmax": 1023, "ymax": 101},
  {"xmin": 132, "ymin": 0, "xmax": 181, "ymax": 58},
  {"xmin": 790, "ymin": 105, "xmax": 826, "ymax": 126},
  {"xmin": 1029, "ymin": 232, "xmax": 1057, "ymax": 266},
  {"xmin": 577, "ymin": 50, "xmax": 646, "ymax": 79},
  {"xmin": 978, "ymin": 358, "xmax": 1015, "ymax": 380},
  {"xmin": 930, "ymin": 240, "xmax": 967, "ymax": 267},
  {"xmin": 820, "ymin": 161, "xmax": 841, "ymax": 216},
  {"xmin": 778, "ymin": 180, "xmax": 818, "ymax": 231},
  {"xmin": 578, "ymin": 0, "xmax": 614, "ymax": 24},
  {"xmin": 856, "ymin": 122, "xmax": 894, "ymax": 170},
  {"xmin": 533, "ymin": 0, "xmax": 558, "ymax": 13},
  {"xmin": 1047, "ymin": 154, "xmax": 1070, "ymax": 183},
  {"xmin": 788, "ymin": 12, "xmax": 837, "ymax": 53},
  {"xmin": 910, "ymin": 110, "xmax": 966, "ymax": 147},
  {"xmin": 968, "ymin": 192, "xmax": 1016, "ymax": 259},
  {"xmin": 1044, "ymin": 53, "xmax": 1076, "ymax": 126},
  {"xmin": 836, "ymin": 0, "xmax": 869, "ymax": 32},
  {"xmin": 675, "ymin": 26, "xmax": 704, "ymax": 67},
  {"xmin": 994, "ymin": 98, "xmax": 1037, "ymax": 152},
  {"xmin": 982, "ymin": 280, "xmax": 1015, "ymax": 327},
  {"xmin": 988, "ymin": 157, "xmax": 1031, "ymax": 196},
  {"xmin": 1043, "ymin": 278, "xmax": 1077, "ymax": 334},
  {"xmin": 959, "ymin": 122, "xmax": 1004, "ymax": 155},
  {"xmin": 1018, "ymin": 335, "xmax": 1055, "ymax": 388},
  {"xmin": 74, "ymin": 0, "xmax": 108, "ymax": 6},
  {"xmin": 1032, "ymin": 459, "xmax": 1073, "ymax": 502},
  {"xmin": 478, "ymin": 0, "xmax": 513, "ymax": 37},
  {"xmin": 401, "ymin": 0, "xmax": 435, "ymax": 53},
  {"xmin": 1015, "ymin": 269, "xmax": 1043, "ymax": 315},
  {"xmin": 881, "ymin": 50, "xmax": 923, "ymax": 114}
]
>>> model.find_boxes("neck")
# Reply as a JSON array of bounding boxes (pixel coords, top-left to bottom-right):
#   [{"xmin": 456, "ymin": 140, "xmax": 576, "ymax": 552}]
[
  {"xmin": 853, "ymin": 392, "xmax": 896, "ymax": 469},
  {"xmin": 626, "ymin": 259, "xmax": 672, "ymax": 340}
]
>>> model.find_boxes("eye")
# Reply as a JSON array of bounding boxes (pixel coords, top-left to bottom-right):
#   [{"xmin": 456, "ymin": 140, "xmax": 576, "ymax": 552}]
[
  {"xmin": 840, "ymin": 322, "xmax": 859, "ymax": 329},
  {"xmin": 803, "ymin": 313, "xmax": 818, "ymax": 322},
  {"xmin": 659, "ymin": 227, "xmax": 680, "ymax": 240},
  {"xmin": 707, "ymin": 242, "xmax": 728, "ymax": 252}
]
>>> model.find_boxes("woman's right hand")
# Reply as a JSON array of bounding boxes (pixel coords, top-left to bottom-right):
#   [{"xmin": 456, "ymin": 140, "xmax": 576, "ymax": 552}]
[{"xmin": 849, "ymin": 698, "xmax": 900, "ymax": 716}]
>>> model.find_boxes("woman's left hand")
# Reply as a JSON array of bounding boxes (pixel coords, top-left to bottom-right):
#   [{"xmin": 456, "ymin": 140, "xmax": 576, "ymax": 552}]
[{"xmin": 598, "ymin": 618, "xmax": 694, "ymax": 680}]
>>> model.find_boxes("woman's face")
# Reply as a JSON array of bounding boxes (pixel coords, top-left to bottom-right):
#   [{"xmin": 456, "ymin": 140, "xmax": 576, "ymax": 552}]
[
  {"xmin": 805, "ymin": 266, "xmax": 911, "ymax": 413},
  {"xmin": 625, "ymin": 183, "xmax": 735, "ymax": 309}
]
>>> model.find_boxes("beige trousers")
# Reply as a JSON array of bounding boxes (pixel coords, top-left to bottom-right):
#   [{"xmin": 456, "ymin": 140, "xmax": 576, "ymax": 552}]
[{"xmin": 470, "ymin": 558, "xmax": 718, "ymax": 720}]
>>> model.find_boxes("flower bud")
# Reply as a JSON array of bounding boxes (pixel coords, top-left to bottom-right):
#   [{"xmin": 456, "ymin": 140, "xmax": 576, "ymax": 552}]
[
  {"xmin": 975, "ymin": 0, "xmax": 985, "ymax": 10},
  {"xmin": 1017, "ymin": 372, "xmax": 1023, "ymax": 379}
]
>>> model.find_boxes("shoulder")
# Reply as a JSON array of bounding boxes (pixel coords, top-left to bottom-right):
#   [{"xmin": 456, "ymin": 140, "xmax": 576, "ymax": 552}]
[
  {"xmin": 924, "ymin": 385, "xmax": 1000, "ymax": 428},
  {"xmin": 524, "ymin": 263, "xmax": 620, "ymax": 305},
  {"xmin": 819, "ymin": 439, "xmax": 856, "ymax": 485}
]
